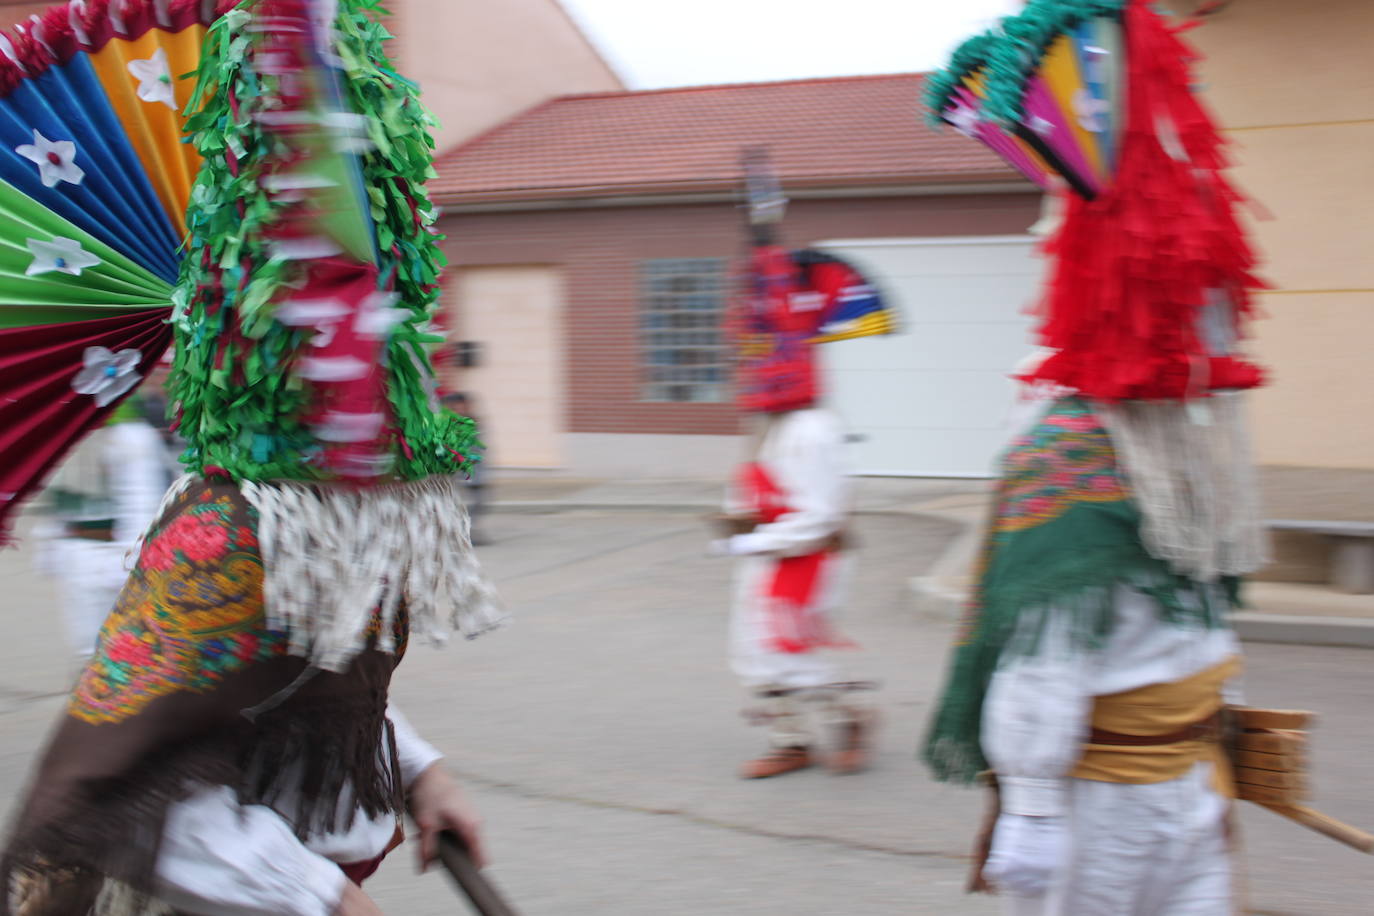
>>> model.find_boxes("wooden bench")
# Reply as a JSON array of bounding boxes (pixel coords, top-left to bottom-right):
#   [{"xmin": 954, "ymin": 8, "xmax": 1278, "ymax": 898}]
[{"xmin": 1267, "ymin": 520, "xmax": 1374, "ymax": 595}]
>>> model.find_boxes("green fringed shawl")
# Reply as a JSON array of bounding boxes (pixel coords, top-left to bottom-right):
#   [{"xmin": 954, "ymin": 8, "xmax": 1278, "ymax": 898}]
[
  {"xmin": 170, "ymin": 0, "xmax": 476, "ymax": 482},
  {"xmin": 922, "ymin": 397, "xmax": 1237, "ymax": 784}
]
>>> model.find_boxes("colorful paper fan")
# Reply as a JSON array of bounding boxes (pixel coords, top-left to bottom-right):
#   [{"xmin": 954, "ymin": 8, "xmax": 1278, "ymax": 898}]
[
  {"xmin": 926, "ymin": 0, "xmax": 1127, "ymax": 199},
  {"xmin": 733, "ymin": 245, "xmax": 896, "ymax": 412},
  {"xmin": 792, "ymin": 249, "xmax": 897, "ymax": 344},
  {"xmin": 0, "ymin": 0, "xmax": 381, "ymax": 539}
]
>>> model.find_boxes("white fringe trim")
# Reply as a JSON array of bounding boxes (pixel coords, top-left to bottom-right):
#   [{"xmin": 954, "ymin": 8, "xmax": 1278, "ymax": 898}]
[
  {"xmin": 1099, "ymin": 392, "xmax": 1269, "ymax": 582},
  {"xmin": 153, "ymin": 474, "xmax": 506, "ymax": 673},
  {"xmin": 92, "ymin": 879, "xmax": 172, "ymax": 916}
]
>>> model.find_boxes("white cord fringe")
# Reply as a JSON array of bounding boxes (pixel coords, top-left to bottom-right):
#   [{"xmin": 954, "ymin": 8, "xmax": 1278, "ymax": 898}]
[
  {"xmin": 1099, "ymin": 392, "xmax": 1269, "ymax": 582},
  {"xmin": 153, "ymin": 474, "xmax": 505, "ymax": 673}
]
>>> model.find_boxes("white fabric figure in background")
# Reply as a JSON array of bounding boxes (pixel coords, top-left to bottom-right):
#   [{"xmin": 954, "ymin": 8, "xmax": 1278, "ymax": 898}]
[
  {"xmin": 717, "ymin": 406, "xmax": 870, "ymax": 778},
  {"xmin": 710, "ymin": 188, "xmax": 896, "ymax": 778},
  {"xmin": 36, "ymin": 398, "xmax": 172, "ymax": 659}
]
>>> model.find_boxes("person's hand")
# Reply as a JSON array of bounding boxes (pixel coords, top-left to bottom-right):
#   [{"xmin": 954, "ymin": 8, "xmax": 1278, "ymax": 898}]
[
  {"xmin": 983, "ymin": 813, "xmax": 1065, "ymax": 896},
  {"xmin": 706, "ymin": 538, "xmax": 734, "ymax": 558},
  {"xmin": 408, "ymin": 763, "xmax": 487, "ymax": 873},
  {"xmin": 707, "ymin": 533, "xmax": 770, "ymax": 558},
  {"xmin": 334, "ymin": 881, "xmax": 385, "ymax": 916}
]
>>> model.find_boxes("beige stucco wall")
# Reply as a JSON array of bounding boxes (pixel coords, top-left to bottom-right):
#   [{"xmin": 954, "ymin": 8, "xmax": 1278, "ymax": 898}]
[
  {"xmin": 1179, "ymin": 0, "xmax": 1374, "ymax": 470},
  {"xmin": 387, "ymin": 0, "xmax": 623, "ymax": 153},
  {"xmin": 449, "ymin": 266, "xmax": 567, "ymax": 468}
]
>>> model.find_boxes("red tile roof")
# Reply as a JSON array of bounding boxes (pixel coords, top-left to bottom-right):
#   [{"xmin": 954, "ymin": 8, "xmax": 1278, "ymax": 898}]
[{"xmin": 429, "ymin": 73, "xmax": 1024, "ymax": 206}]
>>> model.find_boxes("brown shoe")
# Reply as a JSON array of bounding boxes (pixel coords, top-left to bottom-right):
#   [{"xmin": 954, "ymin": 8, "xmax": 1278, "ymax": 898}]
[
  {"xmin": 829, "ymin": 709, "xmax": 876, "ymax": 775},
  {"xmin": 739, "ymin": 746, "xmax": 813, "ymax": 779}
]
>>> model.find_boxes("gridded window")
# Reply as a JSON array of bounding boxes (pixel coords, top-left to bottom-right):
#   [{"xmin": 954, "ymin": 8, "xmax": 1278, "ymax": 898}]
[{"xmin": 640, "ymin": 258, "xmax": 729, "ymax": 402}]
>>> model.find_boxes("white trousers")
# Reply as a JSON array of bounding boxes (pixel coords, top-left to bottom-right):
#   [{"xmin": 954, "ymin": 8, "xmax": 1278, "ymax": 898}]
[
  {"xmin": 1005, "ymin": 763, "xmax": 1231, "ymax": 916},
  {"xmin": 45, "ymin": 537, "xmax": 131, "ymax": 659},
  {"xmin": 728, "ymin": 553, "xmax": 851, "ymax": 691}
]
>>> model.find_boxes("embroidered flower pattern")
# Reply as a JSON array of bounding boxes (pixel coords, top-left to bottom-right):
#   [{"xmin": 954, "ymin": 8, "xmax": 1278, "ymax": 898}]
[
  {"xmin": 15, "ymin": 129, "xmax": 85, "ymax": 187},
  {"xmin": 70, "ymin": 490, "xmax": 286, "ymax": 725},
  {"xmin": 140, "ymin": 514, "xmax": 232, "ymax": 570},
  {"xmin": 996, "ymin": 398, "xmax": 1128, "ymax": 533},
  {"xmin": 70, "ymin": 488, "xmax": 409, "ymax": 725},
  {"xmin": 128, "ymin": 47, "xmax": 177, "ymax": 109},
  {"xmin": 26, "ymin": 237, "xmax": 100, "ymax": 277},
  {"xmin": 72, "ymin": 346, "xmax": 142, "ymax": 407}
]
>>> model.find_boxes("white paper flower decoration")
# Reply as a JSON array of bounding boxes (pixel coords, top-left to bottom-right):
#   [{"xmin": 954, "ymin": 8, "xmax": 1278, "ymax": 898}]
[
  {"xmin": 1073, "ymin": 88, "xmax": 1111, "ymax": 134},
  {"xmin": 72, "ymin": 347, "xmax": 143, "ymax": 407},
  {"xmin": 16, "ymin": 130, "xmax": 85, "ymax": 187},
  {"xmin": 26, "ymin": 237, "xmax": 101, "ymax": 276},
  {"xmin": 1027, "ymin": 114, "xmax": 1055, "ymax": 138},
  {"xmin": 128, "ymin": 48, "xmax": 177, "ymax": 110},
  {"xmin": 947, "ymin": 103, "xmax": 981, "ymax": 139}
]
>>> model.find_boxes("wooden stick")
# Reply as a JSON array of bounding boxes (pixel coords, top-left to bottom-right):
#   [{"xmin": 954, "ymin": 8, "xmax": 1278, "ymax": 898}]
[
  {"xmin": 1233, "ymin": 731, "xmax": 1305, "ymax": 754},
  {"xmin": 1259, "ymin": 804, "xmax": 1374, "ymax": 854},
  {"xmin": 1234, "ymin": 766, "xmax": 1306, "ymax": 791},
  {"xmin": 1233, "ymin": 748, "xmax": 1304, "ymax": 772},
  {"xmin": 1230, "ymin": 708, "xmax": 1315, "ymax": 731},
  {"xmin": 438, "ymin": 832, "xmax": 522, "ymax": 916},
  {"xmin": 967, "ymin": 782, "xmax": 1000, "ymax": 894}
]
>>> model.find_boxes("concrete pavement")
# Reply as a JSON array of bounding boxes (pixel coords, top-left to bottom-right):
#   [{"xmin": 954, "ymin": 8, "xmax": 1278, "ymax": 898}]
[
  {"xmin": 2, "ymin": 502, "xmax": 1371, "ymax": 915},
  {"xmin": 483, "ymin": 473, "xmax": 1374, "ymax": 647}
]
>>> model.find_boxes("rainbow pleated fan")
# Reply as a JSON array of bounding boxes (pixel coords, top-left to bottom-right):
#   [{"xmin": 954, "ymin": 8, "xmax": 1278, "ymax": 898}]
[
  {"xmin": 926, "ymin": 0, "xmax": 1127, "ymax": 199},
  {"xmin": 0, "ymin": 0, "xmax": 459, "ymax": 540}
]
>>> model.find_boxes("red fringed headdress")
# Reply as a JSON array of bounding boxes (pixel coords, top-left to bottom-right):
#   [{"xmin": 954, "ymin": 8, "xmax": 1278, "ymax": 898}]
[{"xmin": 928, "ymin": 0, "xmax": 1266, "ymax": 401}]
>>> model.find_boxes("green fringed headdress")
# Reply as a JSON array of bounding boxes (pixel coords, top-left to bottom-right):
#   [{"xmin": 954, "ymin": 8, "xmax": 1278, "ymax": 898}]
[
  {"xmin": 169, "ymin": 0, "xmax": 475, "ymax": 484},
  {"xmin": 158, "ymin": 0, "xmax": 502, "ymax": 670}
]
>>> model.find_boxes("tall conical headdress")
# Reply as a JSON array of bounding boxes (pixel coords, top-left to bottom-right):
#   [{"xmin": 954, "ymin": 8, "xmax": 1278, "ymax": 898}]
[
  {"xmin": 733, "ymin": 148, "xmax": 896, "ymax": 413},
  {"xmin": 0, "ymin": 0, "xmax": 501, "ymax": 668},
  {"xmin": 925, "ymin": 0, "xmax": 1266, "ymax": 401}
]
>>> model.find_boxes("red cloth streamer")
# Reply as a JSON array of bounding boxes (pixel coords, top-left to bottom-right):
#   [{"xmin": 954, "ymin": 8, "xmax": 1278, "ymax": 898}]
[{"xmin": 1024, "ymin": 0, "xmax": 1266, "ymax": 401}]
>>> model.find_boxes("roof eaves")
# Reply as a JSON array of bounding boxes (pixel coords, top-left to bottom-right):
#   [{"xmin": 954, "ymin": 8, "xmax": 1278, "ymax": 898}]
[
  {"xmin": 431, "ymin": 95, "xmax": 570, "ymax": 167},
  {"xmin": 432, "ymin": 169, "xmax": 1029, "ymax": 208}
]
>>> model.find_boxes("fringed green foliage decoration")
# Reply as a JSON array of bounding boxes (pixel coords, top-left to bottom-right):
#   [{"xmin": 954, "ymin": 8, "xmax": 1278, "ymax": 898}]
[{"xmin": 171, "ymin": 0, "xmax": 475, "ymax": 482}]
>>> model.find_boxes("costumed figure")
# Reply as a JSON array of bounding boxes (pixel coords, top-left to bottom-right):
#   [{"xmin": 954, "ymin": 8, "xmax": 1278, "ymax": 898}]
[
  {"xmin": 921, "ymin": 2, "xmax": 1275, "ymax": 913},
  {"xmin": 34, "ymin": 393, "xmax": 172, "ymax": 661},
  {"xmin": 711, "ymin": 149, "xmax": 895, "ymax": 780},
  {"xmin": 0, "ymin": 2, "xmax": 502, "ymax": 915}
]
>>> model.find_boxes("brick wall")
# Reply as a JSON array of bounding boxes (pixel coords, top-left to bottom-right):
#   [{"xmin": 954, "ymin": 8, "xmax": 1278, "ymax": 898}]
[{"xmin": 437, "ymin": 191, "xmax": 1040, "ymax": 437}]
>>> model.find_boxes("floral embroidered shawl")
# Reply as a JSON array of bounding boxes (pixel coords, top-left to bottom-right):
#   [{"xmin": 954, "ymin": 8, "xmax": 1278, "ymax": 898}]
[
  {"xmin": 3, "ymin": 481, "xmax": 407, "ymax": 915},
  {"xmin": 921, "ymin": 397, "xmax": 1237, "ymax": 784}
]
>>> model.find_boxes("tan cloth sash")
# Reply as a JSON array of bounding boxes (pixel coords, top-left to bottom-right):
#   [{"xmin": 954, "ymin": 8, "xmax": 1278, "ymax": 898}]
[{"xmin": 1072, "ymin": 655, "xmax": 1241, "ymax": 797}]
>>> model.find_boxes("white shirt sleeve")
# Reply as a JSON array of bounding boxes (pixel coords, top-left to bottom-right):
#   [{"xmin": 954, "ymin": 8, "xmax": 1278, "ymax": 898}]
[
  {"xmin": 155, "ymin": 786, "xmax": 347, "ymax": 916},
  {"xmin": 737, "ymin": 410, "xmax": 851, "ymax": 556},
  {"xmin": 388, "ymin": 703, "xmax": 444, "ymax": 788},
  {"xmin": 981, "ymin": 616, "xmax": 1094, "ymax": 818}
]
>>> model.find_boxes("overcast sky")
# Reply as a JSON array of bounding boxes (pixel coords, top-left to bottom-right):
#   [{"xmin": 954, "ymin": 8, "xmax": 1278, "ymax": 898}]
[{"xmin": 557, "ymin": 0, "xmax": 1025, "ymax": 90}]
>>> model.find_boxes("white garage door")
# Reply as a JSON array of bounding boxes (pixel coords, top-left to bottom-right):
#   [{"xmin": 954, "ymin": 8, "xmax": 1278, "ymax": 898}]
[{"xmin": 816, "ymin": 236, "xmax": 1045, "ymax": 477}]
